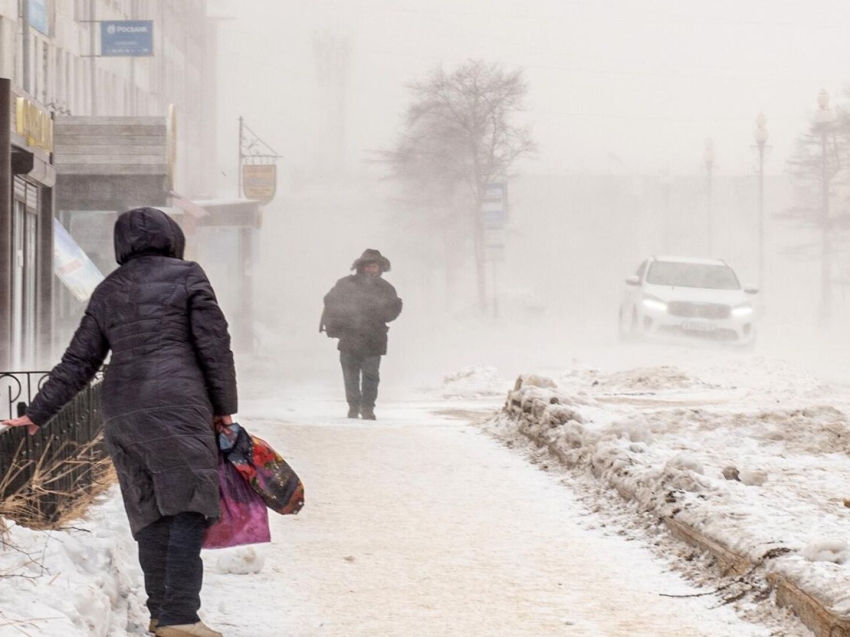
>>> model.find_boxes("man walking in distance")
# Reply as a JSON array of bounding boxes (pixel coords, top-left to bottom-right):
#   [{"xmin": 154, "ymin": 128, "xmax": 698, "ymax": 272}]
[{"xmin": 321, "ymin": 249, "xmax": 402, "ymax": 420}]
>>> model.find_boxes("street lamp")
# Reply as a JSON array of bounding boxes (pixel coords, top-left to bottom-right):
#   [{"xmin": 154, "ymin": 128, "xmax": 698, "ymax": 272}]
[
  {"xmin": 704, "ymin": 137, "xmax": 716, "ymax": 257},
  {"xmin": 816, "ymin": 89, "xmax": 834, "ymax": 326},
  {"xmin": 659, "ymin": 170, "xmax": 672, "ymax": 252},
  {"xmin": 753, "ymin": 113, "xmax": 768, "ymax": 289}
]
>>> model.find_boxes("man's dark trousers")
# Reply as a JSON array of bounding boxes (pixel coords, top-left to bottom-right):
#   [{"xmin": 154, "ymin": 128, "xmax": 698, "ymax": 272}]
[
  {"xmin": 136, "ymin": 512, "xmax": 206, "ymax": 627},
  {"xmin": 340, "ymin": 351, "xmax": 381, "ymax": 412}
]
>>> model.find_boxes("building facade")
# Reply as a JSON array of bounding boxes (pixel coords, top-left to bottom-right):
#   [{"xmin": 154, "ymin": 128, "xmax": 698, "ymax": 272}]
[
  {"xmin": 0, "ymin": 79, "xmax": 54, "ymax": 370},
  {"xmin": 0, "ymin": 0, "xmax": 224, "ymax": 370},
  {"xmin": 0, "ymin": 0, "xmax": 218, "ymax": 198}
]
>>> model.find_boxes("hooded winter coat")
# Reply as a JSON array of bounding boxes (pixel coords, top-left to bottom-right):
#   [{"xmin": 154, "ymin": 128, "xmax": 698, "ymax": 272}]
[{"xmin": 27, "ymin": 207, "xmax": 237, "ymax": 537}]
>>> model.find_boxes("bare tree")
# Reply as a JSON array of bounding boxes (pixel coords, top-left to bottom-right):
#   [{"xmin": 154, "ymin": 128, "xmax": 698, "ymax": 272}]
[
  {"xmin": 385, "ymin": 60, "xmax": 535, "ymax": 311},
  {"xmin": 783, "ymin": 93, "xmax": 850, "ymax": 325}
]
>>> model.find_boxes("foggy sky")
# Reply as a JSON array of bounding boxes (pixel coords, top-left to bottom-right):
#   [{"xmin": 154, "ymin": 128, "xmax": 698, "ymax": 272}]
[{"xmin": 214, "ymin": 0, "xmax": 850, "ymax": 187}]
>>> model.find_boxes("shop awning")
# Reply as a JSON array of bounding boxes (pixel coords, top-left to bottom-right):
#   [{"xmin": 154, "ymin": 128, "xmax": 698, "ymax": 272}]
[
  {"xmin": 170, "ymin": 191, "xmax": 209, "ymax": 218},
  {"xmin": 53, "ymin": 218, "xmax": 105, "ymax": 301}
]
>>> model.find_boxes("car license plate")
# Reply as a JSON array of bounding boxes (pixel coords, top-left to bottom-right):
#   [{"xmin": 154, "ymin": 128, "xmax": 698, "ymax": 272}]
[{"xmin": 682, "ymin": 322, "xmax": 717, "ymax": 332}]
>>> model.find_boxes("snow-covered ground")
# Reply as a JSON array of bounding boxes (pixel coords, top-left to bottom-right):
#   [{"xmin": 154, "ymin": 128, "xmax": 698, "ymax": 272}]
[
  {"xmin": 4, "ymin": 340, "xmax": 848, "ymax": 636},
  {"xmin": 480, "ymin": 342, "xmax": 850, "ymax": 633},
  {"xmin": 0, "ymin": 492, "xmax": 147, "ymax": 636}
]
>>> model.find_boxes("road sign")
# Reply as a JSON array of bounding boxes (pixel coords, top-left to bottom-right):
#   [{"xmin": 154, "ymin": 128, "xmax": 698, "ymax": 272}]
[
  {"xmin": 101, "ymin": 21, "xmax": 154, "ymax": 57},
  {"xmin": 482, "ymin": 182, "xmax": 507, "ymax": 226},
  {"xmin": 485, "ymin": 227, "xmax": 505, "ymax": 262}
]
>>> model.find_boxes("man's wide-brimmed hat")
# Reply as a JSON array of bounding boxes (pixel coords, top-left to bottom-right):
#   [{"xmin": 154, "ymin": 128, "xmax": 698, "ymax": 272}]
[{"xmin": 352, "ymin": 248, "xmax": 391, "ymax": 273}]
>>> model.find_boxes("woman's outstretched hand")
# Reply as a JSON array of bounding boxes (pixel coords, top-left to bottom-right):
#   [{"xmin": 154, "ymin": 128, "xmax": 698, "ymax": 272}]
[{"xmin": 2, "ymin": 415, "xmax": 40, "ymax": 436}]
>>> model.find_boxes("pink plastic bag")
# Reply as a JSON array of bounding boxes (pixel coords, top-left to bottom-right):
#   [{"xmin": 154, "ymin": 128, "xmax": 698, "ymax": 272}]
[{"xmin": 203, "ymin": 453, "xmax": 271, "ymax": 549}]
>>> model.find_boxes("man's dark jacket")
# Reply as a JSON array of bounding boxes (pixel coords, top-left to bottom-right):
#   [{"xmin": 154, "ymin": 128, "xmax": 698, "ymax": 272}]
[
  {"xmin": 28, "ymin": 207, "xmax": 237, "ymax": 537},
  {"xmin": 321, "ymin": 274, "xmax": 402, "ymax": 356}
]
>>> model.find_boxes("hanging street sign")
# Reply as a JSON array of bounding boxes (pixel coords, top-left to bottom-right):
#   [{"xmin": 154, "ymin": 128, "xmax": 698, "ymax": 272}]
[
  {"xmin": 238, "ymin": 117, "xmax": 281, "ymax": 204},
  {"xmin": 101, "ymin": 20, "xmax": 154, "ymax": 57},
  {"xmin": 242, "ymin": 164, "xmax": 277, "ymax": 203}
]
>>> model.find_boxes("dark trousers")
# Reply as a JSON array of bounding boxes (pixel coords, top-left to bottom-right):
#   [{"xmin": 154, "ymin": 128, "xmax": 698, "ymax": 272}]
[
  {"xmin": 340, "ymin": 351, "xmax": 382, "ymax": 410},
  {"xmin": 136, "ymin": 512, "xmax": 206, "ymax": 626}
]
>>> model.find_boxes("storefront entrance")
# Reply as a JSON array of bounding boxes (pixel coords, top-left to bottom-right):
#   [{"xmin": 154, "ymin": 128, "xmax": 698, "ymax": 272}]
[
  {"xmin": 10, "ymin": 178, "xmax": 41, "ymax": 369},
  {"xmin": 0, "ymin": 78, "xmax": 55, "ymax": 371}
]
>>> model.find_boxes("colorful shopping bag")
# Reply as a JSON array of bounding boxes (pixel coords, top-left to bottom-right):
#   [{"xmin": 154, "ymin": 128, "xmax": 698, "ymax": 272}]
[
  {"xmin": 218, "ymin": 423, "xmax": 305, "ymax": 515},
  {"xmin": 203, "ymin": 453, "xmax": 271, "ymax": 549}
]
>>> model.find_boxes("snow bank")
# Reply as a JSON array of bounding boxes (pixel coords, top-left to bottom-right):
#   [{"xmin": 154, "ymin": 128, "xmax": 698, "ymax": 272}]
[
  {"xmin": 441, "ymin": 366, "xmax": 510, "ymax": 397},
  {"xmin": 0, "ymin": 486, "xmax": 146, "ymax": 636},
  {"xmin": 560, "ymin": 365, "xmax": 715, "ymax": 394},
  {"xmin": 487, "ymin": 366, "xmax": 850, "ymax": 625}
]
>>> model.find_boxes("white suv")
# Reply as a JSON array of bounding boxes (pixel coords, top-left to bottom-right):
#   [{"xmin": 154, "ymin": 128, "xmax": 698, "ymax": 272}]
[{"xmin": 619, "ymin": 256, "xmax": 758, "ymax": 345}]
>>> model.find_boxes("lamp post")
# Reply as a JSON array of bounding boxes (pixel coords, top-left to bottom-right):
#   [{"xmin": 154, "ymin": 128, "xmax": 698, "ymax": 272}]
[
  {"xmin": 704, "ymin": 138, "xmax": 716, "ymax": 257},
  {"xmin": 816, "ymin": 89, "xmax": 834, "ymax": 326},
  {"xmin": 659, "ymin": 170, "xmax": 672, "ymax": 252},
  {"xmin": 753, "ymin": 113, "xmax": 769, "ymax": 289}
]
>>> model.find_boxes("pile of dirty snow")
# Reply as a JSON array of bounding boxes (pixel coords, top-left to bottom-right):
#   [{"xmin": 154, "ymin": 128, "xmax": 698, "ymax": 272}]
[
  {"xmin": 485, "ymin": 371, "xmax": 850, "ymax": 624},
  {"xmin": 441, "ymin": 366, "xmax": 510, "ymax": 398},
  {"xmin": 560, "ymin": 365, "xmax": 719, "ymax": 396}
]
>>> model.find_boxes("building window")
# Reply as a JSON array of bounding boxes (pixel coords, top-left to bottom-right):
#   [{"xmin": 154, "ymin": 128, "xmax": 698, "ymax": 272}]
[
  {"xmin": 54, "ymin": 46, "xmax": 62, "ymax": 106},
  {"xmin": 65, "ymin": 50, "xmax": 71, "ymax": 111},
  {"xmin": 43, "ymin": 40, "xmax": 49, "ymax": 103},
  {"xmin": 74, "ymin": 0, "xmax": 90, "ymax": 22}
]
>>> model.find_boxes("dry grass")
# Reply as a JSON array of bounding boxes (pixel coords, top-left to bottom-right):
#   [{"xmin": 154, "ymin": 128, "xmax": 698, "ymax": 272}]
[{"xmin": 0, "ymin": 434, "xmax": 116, "ymax": 532}]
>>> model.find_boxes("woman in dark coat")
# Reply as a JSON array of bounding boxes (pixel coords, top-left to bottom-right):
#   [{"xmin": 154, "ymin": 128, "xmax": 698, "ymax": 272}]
[{"xmin": 3, "ymin": 207, "xmax": 236, "ymax": 637}]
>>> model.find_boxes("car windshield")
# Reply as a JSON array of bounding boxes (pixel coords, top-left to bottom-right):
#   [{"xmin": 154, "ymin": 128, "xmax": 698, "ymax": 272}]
[{"xmin": 645, "ymin": 262, "xmax": 740, "ymax": 290}]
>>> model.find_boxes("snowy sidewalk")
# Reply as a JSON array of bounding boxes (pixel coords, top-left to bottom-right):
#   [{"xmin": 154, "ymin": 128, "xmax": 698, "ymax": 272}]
[{"xmin": 197, "ymin": 403, "xmax": 775, "ymax": 637}]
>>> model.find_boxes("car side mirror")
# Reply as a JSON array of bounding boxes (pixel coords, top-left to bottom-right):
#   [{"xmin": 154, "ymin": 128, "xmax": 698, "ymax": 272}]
[
  {"xmin": 626, "ymin": 275, "xmax": 641, "ymax": 286},
  {"xmin": 744, "ymin": 285, "xmax": 759, "ymax": 295}
]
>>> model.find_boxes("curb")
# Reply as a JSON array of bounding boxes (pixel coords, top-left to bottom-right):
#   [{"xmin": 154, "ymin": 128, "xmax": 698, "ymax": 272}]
[{"xmin": 499, "ymin": 392, "xmax": 850, "ymax": 637}]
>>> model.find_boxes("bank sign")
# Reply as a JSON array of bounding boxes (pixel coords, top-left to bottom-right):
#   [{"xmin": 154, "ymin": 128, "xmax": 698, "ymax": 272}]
[{"xmin": 101, "ymin": 20, "xmax": 154, "ymax": 57}]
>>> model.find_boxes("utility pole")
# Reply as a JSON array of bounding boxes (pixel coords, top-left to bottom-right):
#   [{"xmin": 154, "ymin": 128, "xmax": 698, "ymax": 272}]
[
  {"xmin": 312, "ymin": 31, "xmax": 350, "ymax": 180},
  {"xmin": 753, "ymin": 113, "xmax": 769, "ymax": 289},
  {"xmin": 816, "ymin": 89, "xmax": 833, "ymax": 327},
  {"xmin": 704, "ymin": 138, "xmax": 715, "ymax": 258},
  {"xmin": 659, "ymin": 170, "xmax": 672, "ymax": 253},
  {"xmin": 238, "ymin": 116, "xmax": 243, "ymax": 197}
]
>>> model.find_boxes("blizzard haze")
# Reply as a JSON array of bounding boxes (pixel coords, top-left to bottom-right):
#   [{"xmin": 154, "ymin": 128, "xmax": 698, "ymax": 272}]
[{"xmin": 213, "ymin": 0, "xmax": 850, "ymax": 389}]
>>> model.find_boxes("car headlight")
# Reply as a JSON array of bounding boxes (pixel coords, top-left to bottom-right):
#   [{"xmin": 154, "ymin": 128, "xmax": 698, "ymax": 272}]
[
  {"xmin": 642, "ymin": 296, "xmax": 668, "ymax": 313},
  {"xmin": 732, "ymin": 304, "xmax": 754, "ymax": 318}
]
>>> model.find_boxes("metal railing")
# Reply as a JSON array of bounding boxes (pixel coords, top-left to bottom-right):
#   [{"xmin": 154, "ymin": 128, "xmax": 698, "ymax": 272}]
[
  {"xmin": 0, "ymin": 371, "xmax": 107, "ymax": 525},
  {"xmin": 0, "ymin": 371, "xmax": 50, "ymax": 421}
]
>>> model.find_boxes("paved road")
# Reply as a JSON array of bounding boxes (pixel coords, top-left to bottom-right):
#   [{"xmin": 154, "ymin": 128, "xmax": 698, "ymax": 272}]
[{"xmin": 199, "ymin": 402, "xmax": 773, "ymax": 637}]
